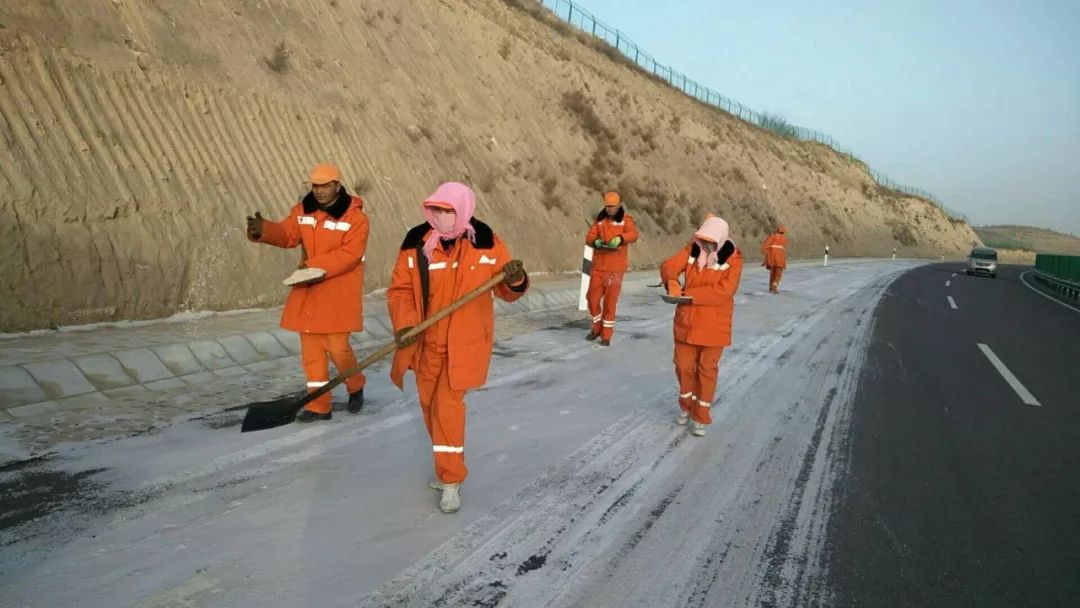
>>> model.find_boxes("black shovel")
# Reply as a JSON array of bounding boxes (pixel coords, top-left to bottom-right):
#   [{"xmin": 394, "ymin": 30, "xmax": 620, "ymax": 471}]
[{"xmin": 241, "ymin": 270, "xmax": 509, "ymax": 432}]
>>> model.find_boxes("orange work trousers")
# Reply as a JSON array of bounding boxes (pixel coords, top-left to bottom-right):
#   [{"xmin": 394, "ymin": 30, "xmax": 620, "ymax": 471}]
[
  {"xmin": 768, "ymin": 266, "xmax": 784, "ymax": 292},
  {"xmin": 300, "ymin": 332, "xmax": 366, "ymax": 414},
  {"xmin": 673, "ymin": 341, "xmax": 725, "ymax": 425},
  {"xmin": 587, "ymin": 270, "xmax": 623, "ymax": 340},
  {"xmin": 415, "ymin": 347, "xmax": 469, "ymax": 484}
]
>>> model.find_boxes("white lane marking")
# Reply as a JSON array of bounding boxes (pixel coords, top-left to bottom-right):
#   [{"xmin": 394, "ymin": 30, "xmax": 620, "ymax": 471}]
[
  {"xmin": 947, "ymin": 296, "xmax": 958, "ymax": 309},
  {"xmin": 946, "ymin": 280, "xmax": 951, "ymax": 287},
  {"xmin": 951, "ymin": 273, "xmax": 957, "ymax": 277},
  {"xmin": 977, "ymin": 343, "xmax": 1041, "ymax": 406},
  {"xmin": 1019, "ymin": 271, "xmax": 1080, "ymax": 315}
]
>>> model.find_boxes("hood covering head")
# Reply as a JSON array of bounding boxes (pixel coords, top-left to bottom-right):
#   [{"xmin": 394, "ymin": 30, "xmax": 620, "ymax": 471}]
[
  {"xmin": 692, "ymin": 214, "xmax": 731, "ymax": 269},
  {"xmin": 777, "ymin": 225, "xmax": 787, "ymax": 234},
  {"xmin": 421, "ymin": 182, "xmax": 477, "ymax": 259}
]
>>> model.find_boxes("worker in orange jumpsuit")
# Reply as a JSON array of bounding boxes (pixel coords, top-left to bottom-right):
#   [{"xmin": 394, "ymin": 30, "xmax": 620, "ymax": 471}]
[
  {"xmin": 584, "ymin": 191, "xmax": 639, "ymax": 346},
  {"xmin": 387, "ymin": 182, "xmax": 528, "ymax": 514},
  {"xmin": 761, "ymin": 225, "xmax": 788, "ymax": 293},
  {"xmin": 660, "ymin": 215, "xmax": 743, "ymax": 437},
  {"xmin": 246, "ymin": 163, "xmax": 369, "ymax": 422}
]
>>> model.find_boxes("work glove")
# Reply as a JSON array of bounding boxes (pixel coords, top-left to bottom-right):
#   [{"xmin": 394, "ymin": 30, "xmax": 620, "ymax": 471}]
[
  {"xmin": 666, "ymin": 279, "xmax": 683, "ymax": 297},
  {"xmin": 502, "ymin": 259, "xmax": 526, "ymax": 285},
  {"xmin": 394, "ymin": 326, "xmax": 419, "ymax": 348},
  {"xmin": 246, "ymin": 211, "xmax": 264, "ymax": 240},
  {"xmin": 608, "ymin": 236, "xmax": 623, "ymax": 247},
  {"xmin": 592, "ymin": 238, "xmax": 604, "ymax": 249}
]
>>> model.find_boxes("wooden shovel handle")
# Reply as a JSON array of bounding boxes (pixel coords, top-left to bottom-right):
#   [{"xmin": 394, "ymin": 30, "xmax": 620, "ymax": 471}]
[{"xmin": 300, "ymin": 270, "xmax": 509, "ymax": 404}]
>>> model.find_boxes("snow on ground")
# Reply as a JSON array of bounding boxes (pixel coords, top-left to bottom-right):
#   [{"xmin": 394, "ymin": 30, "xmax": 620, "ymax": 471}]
[{"xmin": 0, "ymin": 260, "xmax": 921, "ymax": 607}]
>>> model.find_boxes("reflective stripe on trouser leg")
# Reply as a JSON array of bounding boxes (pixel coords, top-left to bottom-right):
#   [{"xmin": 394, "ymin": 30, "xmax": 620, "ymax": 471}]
[
  {"xmin": 586, "ymin": 273, "xmax": 605, "ymax": 333},
  {"xmin": 673, "ymin": 341, "xmax": 700, "ymax": 413},
  {"xmin": 600, "ymin": 272, "xmax": 623, "ymax": 339},
  {"xmin": 325, "ymin": 332, "xmax": 365, "ymax": 394},
  {"xmin": 416, "ymin": 348, "xmax": 469, "ymax": 484},
  {"xmin": 300, "ymin": 333, "xmax": 333, "ymax": 414},
  {"xmin": 692, "ymin": 345, "xmax": 724, "ymax": 425},
  {"xmin": 770, "ymin": 267, "xmax": 783, "ymax": 289},
  {"xmin": 678, "ymin": 391, "xmax": 697, "ymax": 413}
]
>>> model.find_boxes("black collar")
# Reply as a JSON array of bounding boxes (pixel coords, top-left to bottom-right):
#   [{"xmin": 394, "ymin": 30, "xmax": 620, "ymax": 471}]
[
  {"xmin": 690, "ymin": 240, "xmax": 736, "ymax": 265},
  {"xmin": 400, "ymin": 217, "xmax": 496, "ymax": 251},
  {"xmin": 595, "ymin": 207, "xmax": 625, "ymax": 222},
  {"xmin": 302, "ymin": 187, "xmax": 352, "ymax": 219}
]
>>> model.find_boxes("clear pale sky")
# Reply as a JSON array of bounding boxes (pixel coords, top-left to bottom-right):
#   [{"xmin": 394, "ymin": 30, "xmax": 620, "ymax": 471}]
[{"xmin": 564, "ymin": 0, "xmax": 1080, "ymax": 234}]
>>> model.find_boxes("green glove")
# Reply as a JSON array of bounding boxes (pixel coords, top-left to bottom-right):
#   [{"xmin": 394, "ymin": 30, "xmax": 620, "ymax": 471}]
[
  {"xmin": 593, "ymin": 239, "xmax": 604, "ymax": 248},
  {"xmin": 608, "ymin": 236, "xmax": 623, "ymax": 247}
]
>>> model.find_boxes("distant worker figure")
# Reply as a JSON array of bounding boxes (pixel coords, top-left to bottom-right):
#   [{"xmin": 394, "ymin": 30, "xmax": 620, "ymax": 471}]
[
  {"xmin": 584, "ymin": 191, "xmax": 639, "ymax": 346},
  {"xmin": 660, "ymin": 215, "xmax": 743, "ymax": 437},
  {"xmin": 246, "ymin": 163, "xmax": 370, "ymax": 422},
  {"xmin": 387, "ymin": 182, "xmax": 529, "ymax": 514},
  {"xmin": 761, "ymin": 225, "xmax": 788, "ymax": 293}
]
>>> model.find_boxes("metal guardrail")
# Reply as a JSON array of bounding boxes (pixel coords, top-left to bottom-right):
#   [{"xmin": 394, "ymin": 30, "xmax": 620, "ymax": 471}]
[
  {"xmin": 1030, "ymin": 269, "xmax": 1080, "ymax": 302},
  {"xmin": 535, "ymin": 0, "xmax": 965, "ymax": 221}
]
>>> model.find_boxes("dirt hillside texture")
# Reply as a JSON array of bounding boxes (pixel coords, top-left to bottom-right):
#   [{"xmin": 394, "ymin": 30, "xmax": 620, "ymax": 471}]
[
  {"xmin": 974, "ymin": 225, "xmax": 1080, "ymax": 256},
  {"xmin": 0, "ymin": 0, "xmax": 980, "ymax": 331}
]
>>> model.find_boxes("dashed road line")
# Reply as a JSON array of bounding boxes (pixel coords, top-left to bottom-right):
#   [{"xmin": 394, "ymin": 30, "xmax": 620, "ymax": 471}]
[{"xmin": 947, "ymin": 296, "xmax": 958, "ymax": 310}]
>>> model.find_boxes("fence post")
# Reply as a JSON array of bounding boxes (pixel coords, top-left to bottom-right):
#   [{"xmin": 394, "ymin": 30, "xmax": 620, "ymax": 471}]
[
  {"xmin": 635, "ymin": 48, "xmax": 639, "ymax": 64},
  {"xmin": 567, "ymin": 1, "xmax": 573, "ymax": 24},
  {"xmin": 615, "ymin": 31, "xmax": 620, "ymax": 50},
  {"xmin": 591, "ymin": 15, "xmax": 596, "ymax": 36},
  {"xmin": 824, "ymin": 245, "xmax": 830, "ymax": 267},
  {"xmin": 892, "ymin": 247, "xmax": 897, "ymax": 261}
]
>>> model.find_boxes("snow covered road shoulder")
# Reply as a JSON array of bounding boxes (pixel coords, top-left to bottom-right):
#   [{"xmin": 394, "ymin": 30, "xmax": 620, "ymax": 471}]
[{"xmin": 0, "ymin": 260, "xmax": 921, "ymax": 608}]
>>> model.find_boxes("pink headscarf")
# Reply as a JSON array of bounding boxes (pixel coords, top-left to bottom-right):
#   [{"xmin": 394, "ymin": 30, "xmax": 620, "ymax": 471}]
[
  {"xmin": 422, "ymin": 182, "xmax": 477, "ymax": 260},
  {"xmin": 692, "ymin": 215, "xmax": 731, "ymax": 269}
]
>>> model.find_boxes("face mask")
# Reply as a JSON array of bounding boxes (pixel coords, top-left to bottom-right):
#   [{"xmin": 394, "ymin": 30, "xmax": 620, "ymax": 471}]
[{"xmin": 432, "ymin": 211, "xmax": 457, "ymax": 235}]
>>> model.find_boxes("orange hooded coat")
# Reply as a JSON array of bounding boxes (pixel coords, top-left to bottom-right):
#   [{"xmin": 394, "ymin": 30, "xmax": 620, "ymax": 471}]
[
  {"xmin": 660, "ymin": 241, "xmax": 743, "ymax": 347},
  {"xmin": 761, "ymin": 231, "xmax": 788, "ymax": 269},
  {"xmin": 251, "ymin": 190, "xmax": 369, "ymax": 334},
  {"xmin": 585, "ymin": 207, "xmax": 640, "ymax": 273},
  {"xmin": 387, "ymin": 219, "xmax": 528, "ymax": 391}
]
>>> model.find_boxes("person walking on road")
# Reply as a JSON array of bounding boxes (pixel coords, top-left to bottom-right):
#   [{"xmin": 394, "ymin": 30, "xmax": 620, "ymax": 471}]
[
  {"xmin": 761, "ymin": 225, "xmax": 788, "ymax": 293},
  {"xmin": 246, "ymin": 163, "xmax": 370, "ymax": 422},
  {"xmin": 387, "ymin": 182, "xmax": 529, "ymax": 514},
  {"xmin": 660, "ymin": 215, "xmax": 743, "ymax": 437},
  {"xmin": 584, "ymin": 191, "xmax": 639, "ymax": 346}
]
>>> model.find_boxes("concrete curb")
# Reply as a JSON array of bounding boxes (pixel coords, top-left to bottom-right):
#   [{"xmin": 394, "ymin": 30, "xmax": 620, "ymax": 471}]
[
  {"xmin": 0, "ymin": 258, "xmax": 904, "ymax": 420},
  {"xmin": 0, "ymin": 273, "xmax": 652, "ymax": 419}
]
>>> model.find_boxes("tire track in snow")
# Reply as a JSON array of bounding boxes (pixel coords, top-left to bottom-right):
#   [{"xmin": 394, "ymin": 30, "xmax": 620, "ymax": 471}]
[{"xmin": 357, "ymin": 267, "xmax": 904, "ymax": 608}]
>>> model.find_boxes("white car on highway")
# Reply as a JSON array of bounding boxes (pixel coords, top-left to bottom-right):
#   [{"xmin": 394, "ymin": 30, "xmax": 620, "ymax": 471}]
[{"xmin": 966, "ymin": 247, "xmax": 998, "ymax": 278}]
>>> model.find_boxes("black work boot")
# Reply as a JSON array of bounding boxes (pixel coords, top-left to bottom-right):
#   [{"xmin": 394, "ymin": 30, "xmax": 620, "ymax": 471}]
[
  {"xmin": 585, "ymin": 331, "xmax": 600, "ymax": 341},
  {"xmin": 600, "ymin": 339, "xmax": 611, "ymax": 347},
  {"xmin": 347, "ymin": 388, "xmax": 364, "ymax": 414},
  {"xmin": 295, "ymin": 408, "xmax": 332, "ymax": 423}
]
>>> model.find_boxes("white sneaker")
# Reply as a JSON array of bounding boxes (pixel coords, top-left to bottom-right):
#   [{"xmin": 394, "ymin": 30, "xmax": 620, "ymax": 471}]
[
  {"xmin": 428, "ymin": 480, "xmax": 443, "ymax": 491},
  {"xmin": 690, "ymin": 422, "xmax": 707, "ymax": 437},
  {"xmin": 439, "ymin": 483, "xmax": 461, "ymax": 513},
  {"xmin": 676, "ymin": 411, "xmax": 690, "ymax": 425}
]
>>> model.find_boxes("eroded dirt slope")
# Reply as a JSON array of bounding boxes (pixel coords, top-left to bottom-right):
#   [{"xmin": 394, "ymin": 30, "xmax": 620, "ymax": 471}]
[{"xmin": 0, "ymin": 0, "xmax": 978, "ymax": 330}]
